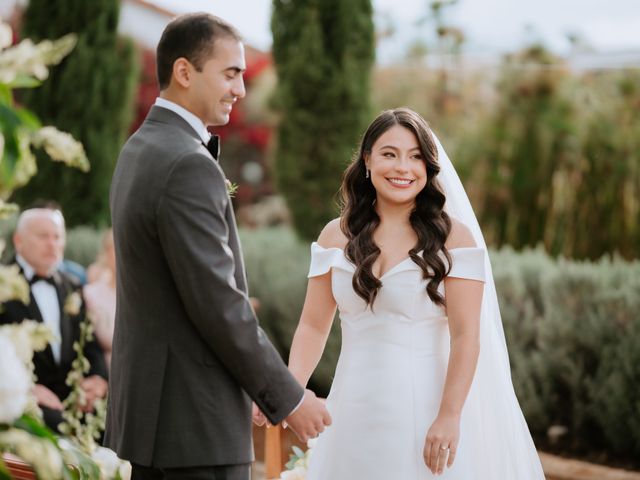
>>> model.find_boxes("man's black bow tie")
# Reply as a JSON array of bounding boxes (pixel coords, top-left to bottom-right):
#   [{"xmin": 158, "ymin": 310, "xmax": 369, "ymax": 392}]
[
  {"xmin": 29, "ymin": 274, "xmax": 56, "ymax": 286},
  {"xmin": 205, "ymin": 134, "xmax": 220, "ymax": 160}
]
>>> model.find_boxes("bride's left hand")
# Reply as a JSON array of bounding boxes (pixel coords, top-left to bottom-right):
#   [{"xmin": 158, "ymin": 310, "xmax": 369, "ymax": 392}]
[{"xmin": 423, "ymin": 412, "xmax": 460, "ymax": 475}]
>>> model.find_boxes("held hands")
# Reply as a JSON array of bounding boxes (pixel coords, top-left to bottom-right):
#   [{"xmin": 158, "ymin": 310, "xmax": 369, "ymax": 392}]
[
  {"xmin": 423, "ymin": 412, "xmax": 460, "ymax": 476},
  {"xmin": 252, "ymin": 402, "xmax": 269, "ymax": 427},
  {"xmin": 284, "ymin": 389, "xmax": 332, "ymax": 443}
]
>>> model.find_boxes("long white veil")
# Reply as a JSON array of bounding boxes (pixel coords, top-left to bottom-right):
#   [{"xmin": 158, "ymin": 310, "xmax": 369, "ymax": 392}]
[{"xmin": 433, "ymin": 133, "xmax": 545, "ymax": 478}]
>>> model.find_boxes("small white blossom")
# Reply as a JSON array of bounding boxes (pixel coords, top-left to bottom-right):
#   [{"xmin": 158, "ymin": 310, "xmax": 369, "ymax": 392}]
[
  {"xmin": 0, "ymin": 199, "xmax": 19, "ymax": 218},
  {"xmin": 32, "ymin": 126, "xmax": 89, "ymax": 172},
  {"xmin": 119, "ymin": 459, "xmax": 132, "ymax": 480},
  {"xmin": 0, "ymin": 263, "xmax": 30, "ymax": 305},
  {"xmin": 0, "ymin": 22, "xmax": 12, "ymax": 50},
  {"xmin": 64, "ymin": 290, "xmax": 83, "ymax": 316},
  {"xmin": 0, "ymin": 32, "xmax": 76, "ymax": 85},
  {"xmin": 92, "ymin": 446, "xmax": 121, "ymax": 479},
  {"xmin": 0, "ymin": 336, "xmax": 31, "ymax": 423},
  {"xmin": 279, "ymin": 467, "xmax": 307, "ymax": 480},
  {"xmin": 0, "ymin": 428, "xmax": 64, "ymax": 479},
  {"xmin": 0, "ymin": 321, "xmax": 56, "ymax": 365}
]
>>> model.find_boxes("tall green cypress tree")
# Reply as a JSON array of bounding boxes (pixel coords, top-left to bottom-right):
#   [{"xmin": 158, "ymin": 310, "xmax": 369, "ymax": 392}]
[
  {"xmin": 13, "ymin": 0, "xmax": 138, "ymax": 226},
  {"xmin": 271, "ymin": 0, "xmax": 375, "ymax": 240}
]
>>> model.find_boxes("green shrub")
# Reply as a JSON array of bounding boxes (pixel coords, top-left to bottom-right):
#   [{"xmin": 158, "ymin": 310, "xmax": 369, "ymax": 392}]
[
  {"xmin": 271, "ymin": 0, "xmax": 375, "ymax": 241},
  {"xmin": 13, "ymin": 0, "xmax": 139, "ymax": 227},
  {"xmin": 453, "ymin": 47, "xmax": 640, "ymax": 260},
  {"xmin": 240, "ymin": 226, "xmax": 640, "ymax": 464},
  {"xmin": 64, "ymin": 226, "xmax": 103, "ymax": 267},
  {"xmin": 240, "ymin": 227, "xmax": 340, "ymax": 396}
]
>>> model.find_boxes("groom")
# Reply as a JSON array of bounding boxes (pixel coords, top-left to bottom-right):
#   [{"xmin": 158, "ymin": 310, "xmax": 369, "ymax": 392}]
[{"xmin": 106, "ymin": 13, "xmax": 330, "ymax": 480}]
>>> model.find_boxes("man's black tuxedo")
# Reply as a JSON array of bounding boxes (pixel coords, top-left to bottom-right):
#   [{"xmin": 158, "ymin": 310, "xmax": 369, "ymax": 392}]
[{"xmin": 0, "ymin": 263, "xmax": 108, "ymax": 428}]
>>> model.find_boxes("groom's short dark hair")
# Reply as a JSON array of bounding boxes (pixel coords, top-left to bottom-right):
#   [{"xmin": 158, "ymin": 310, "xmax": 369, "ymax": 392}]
[{"xmin": 156, "ymin": 13, "xmax": 242, "ymax": 90}]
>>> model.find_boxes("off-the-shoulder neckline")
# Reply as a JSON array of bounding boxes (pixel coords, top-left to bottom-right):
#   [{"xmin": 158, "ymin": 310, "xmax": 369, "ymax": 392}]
[
  {"xmin": 311, "ymin": 242, "xmax": 484, "ymax": 281},
  {"xmin": 311, "ymin": 242, "xmax": 484, "ymax": 253}
]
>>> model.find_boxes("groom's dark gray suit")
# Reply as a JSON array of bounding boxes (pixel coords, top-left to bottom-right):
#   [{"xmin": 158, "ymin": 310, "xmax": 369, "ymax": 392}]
[{"xmin": 105, "ymin": 106, "xmax": 303, "ymax": 469}]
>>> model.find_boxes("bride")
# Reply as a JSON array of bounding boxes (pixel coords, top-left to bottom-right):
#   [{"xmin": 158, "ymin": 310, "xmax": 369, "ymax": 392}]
[{"xmin": 285, "ymin": 108, "xmax": 544, "ymax": 478}]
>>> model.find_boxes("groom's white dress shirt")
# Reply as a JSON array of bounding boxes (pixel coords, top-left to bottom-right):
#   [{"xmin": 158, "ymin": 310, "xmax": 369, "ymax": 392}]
[{"xmin": 154, "ymin": 97, "xmax": 211, "ymax": 144}]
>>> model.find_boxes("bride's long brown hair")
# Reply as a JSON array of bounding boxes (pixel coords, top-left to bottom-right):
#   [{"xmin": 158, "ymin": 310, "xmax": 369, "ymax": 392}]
[{"xmin": 340, "ymin": 108, "xmax": 452, "ymax": 307}]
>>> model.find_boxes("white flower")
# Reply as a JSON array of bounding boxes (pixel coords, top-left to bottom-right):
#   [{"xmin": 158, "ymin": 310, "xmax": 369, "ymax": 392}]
[
  {"xmin": 0, "ymin": 428, "xmax": 64, "ymax": 479},
  {"xmin": 306, "ymin": 438, "xmax": 317, "ymax": 449},
  {"xmin": 0, "ymin": 263, "xmax": 30, "ymax": 305},
  {"xmin": 0, "ymin": 200, "xmax": 19, "ymax": 219},
  {"xmin": 119, "ymin": 460, "xmax": 132, "ymax": 480},
  {"xmin": 64, "ymin": 291, "xmax": 83, "ymax": 316},
  {"xmin": 0, "ymin": 21, "xmax": 12, "ymax": 50},
  {"xmin": 32, "ymin": 126, "xmax": 89, "ymax": 172},
  {"xmin": 0, "ymin": 33, "xmax": 76, "ymax": 85},
  {"xmin": 0, "ymin": 336, "xmax": 31, "ymax": 423},
  {"xmin": 0, "ymin": 321, "xmax": 56, "ymax": 364},
  {"xmin": 92, "ymin": 446, "xmax": 120, "ymax": 479},
  {"xmin": 279, "ymin": 467, "xmax": 307, "ymax": 480}
]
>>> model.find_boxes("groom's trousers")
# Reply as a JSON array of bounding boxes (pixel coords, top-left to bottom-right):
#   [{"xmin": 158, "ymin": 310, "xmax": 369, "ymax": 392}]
[{"xmin": 131, "ymin": 463, "xmax": 251, "ymax": 480}]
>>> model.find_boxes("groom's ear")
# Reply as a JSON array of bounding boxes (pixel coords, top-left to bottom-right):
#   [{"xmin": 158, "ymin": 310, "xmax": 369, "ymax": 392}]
[{"xmin": 172, "ymin": 57, "xmax": 192, "ymax": 88}]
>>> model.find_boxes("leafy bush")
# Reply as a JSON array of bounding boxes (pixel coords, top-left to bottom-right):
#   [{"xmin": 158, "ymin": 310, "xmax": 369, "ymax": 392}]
[
  {"xmin": 240, "ymin": 227, "xmax": 341, "ymax": 395},
  {"xmin": 241, "ymin": 227, "xmax": 640, "ymax": 465}
]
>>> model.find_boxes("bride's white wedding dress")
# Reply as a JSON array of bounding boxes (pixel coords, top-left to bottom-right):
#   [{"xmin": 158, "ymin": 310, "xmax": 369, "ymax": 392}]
[{"xmin": 305, "ymin": 243, "xmax": 544, "ymax": 479}]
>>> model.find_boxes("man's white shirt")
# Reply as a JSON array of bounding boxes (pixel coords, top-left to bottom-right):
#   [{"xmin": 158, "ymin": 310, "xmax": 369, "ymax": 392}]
[
  {"xmin": 154, "ymin": 97, "xmax": 211, "ymax": 144},
  {"xmin": 17, "ymin": 255, "xmax": 62, "ymax": 364}
]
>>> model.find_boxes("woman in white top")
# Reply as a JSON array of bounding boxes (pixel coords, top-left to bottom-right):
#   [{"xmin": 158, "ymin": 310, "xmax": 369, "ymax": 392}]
[{"xmin": 285, "ymin": 108, "xmax": 544, "ymax": 479}]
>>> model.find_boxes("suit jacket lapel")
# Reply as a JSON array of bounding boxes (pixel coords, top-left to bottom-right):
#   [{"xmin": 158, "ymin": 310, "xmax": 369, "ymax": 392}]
[
  {"xmin": 225, "ymin": 204, "xmax": 248, "ymax": 294},
  {"xmin": 53, "ymin": 273, "xmax": 75, "ymax": 366}
]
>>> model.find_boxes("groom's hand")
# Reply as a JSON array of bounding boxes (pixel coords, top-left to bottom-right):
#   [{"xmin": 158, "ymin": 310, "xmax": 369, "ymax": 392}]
[
  {"xmin": 284, "ymin": 389, "xmax": 332, "ymax": 443},
  {"xmin": 252, "ymin": 402, "xmax": 269, "ymax": 427}
]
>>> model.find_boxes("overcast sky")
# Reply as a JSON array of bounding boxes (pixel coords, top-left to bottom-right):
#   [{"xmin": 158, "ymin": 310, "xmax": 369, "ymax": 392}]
[
  {"xmin": 149, "ymin": 0, "xmax": 640, "ymax": 62},
  {"xmin": 1, "ymin": 0, "xmax": 637, "ymax": 62}
]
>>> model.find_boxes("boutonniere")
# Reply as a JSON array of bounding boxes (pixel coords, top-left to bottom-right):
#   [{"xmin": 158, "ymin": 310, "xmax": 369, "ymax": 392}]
[
  {"xmin": 225, "ymin": 178, "xmax": 238, "ymax": 198},
  {"xmin": 64, "ymin": 291, "xmax": 82, "ymax": 316}
]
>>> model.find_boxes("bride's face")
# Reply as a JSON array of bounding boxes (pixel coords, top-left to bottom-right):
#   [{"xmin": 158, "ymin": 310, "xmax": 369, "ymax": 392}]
[{"xmin": 365, "ymin": 125, "xmax": 427, "ymax": 207}]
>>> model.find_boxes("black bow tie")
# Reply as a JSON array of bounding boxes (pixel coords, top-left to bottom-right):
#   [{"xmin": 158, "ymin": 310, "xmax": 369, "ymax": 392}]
[
  {"xmin": 29, "ymin": 274, "xmax": 56, "ymax": 286},
  {"xmin": 205, "ymin": 135, "xmax": 220, "ymax": 160}
]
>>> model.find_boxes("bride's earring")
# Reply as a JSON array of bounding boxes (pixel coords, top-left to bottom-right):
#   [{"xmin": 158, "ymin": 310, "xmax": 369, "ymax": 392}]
[{"xmin": 365, "ymin": 168, "xmax": 370, "ymax": 179}]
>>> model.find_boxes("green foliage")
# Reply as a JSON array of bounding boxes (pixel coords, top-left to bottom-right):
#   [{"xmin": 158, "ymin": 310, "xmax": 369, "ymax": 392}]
[
  {"xmin": 239, "ymin": 227, "xmax": 340, "ymax": 395},
  {"xmin": 453, "ymin": 46, "xmax": 640, "ymax": 260},
  {"xmin": 241, "ymin": 226, "xmax": 640, "ymax": 464},
  {"xmin": 64, "ymin": 226, "xmax": 103, "ymax": 267},
  {"xmin": 13, "ymin": 0, "xmax": 139, "ymax": 227},
  {"xmin": 492, "ymin": 247, "xmax": 640, "ymax": 464},
  {"xmin": 60, "ymin": 319, "xmax": 107, "ymax": 453},
  {"xmin": 271, "ymin": 0, "xmax": 375, "ymax": 240}
]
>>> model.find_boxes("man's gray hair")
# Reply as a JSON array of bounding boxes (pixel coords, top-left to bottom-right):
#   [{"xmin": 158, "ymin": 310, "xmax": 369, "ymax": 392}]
[{"xmin": 15, "ymin": 208, "xmax": 65, "ymax": 233}]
